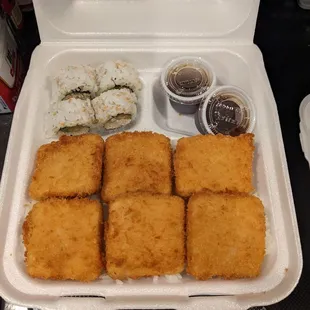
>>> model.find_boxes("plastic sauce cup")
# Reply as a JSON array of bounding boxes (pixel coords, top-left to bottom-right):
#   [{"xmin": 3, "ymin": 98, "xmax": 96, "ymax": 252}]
[
  {"xmin": 195, "ymin": 85, "xmax": 256, "ymax": 136},
  {"xmin": 161, "ymin": 56, "xmax": 216, "ymax": 114}
]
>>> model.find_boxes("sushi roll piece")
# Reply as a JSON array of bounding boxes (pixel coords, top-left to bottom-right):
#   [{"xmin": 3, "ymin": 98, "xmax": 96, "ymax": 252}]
[
  {"xmin": 52, "ymin": 65, "xmax": 98, "ymax": 101},
  {"xmin": 47, "ymin": 97, "xmax": 96, "ymax": 137},
  {"xmin": 91, "ymin": 88, "xmax": 137, "ymax": 130},
  {"xmin": 96, "ymin": 60, "xmax": 142, "ymax": 96}
]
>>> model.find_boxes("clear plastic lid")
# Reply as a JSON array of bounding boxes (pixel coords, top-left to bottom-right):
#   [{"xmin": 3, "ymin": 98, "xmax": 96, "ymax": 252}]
[
  {"xmin": 197, "ymin": 85, "xmax": 256, "ymax": 136},
  {"xmin": 299, "ymin": 94, "xmax": 310, "ymax": 164},
  {"xmin": 161, "ymin": 56, "xmax": 216, "ymax": 104},
  {"xmin": 33, "ymin": 0, "xmax": 259, "ymax": 42}
]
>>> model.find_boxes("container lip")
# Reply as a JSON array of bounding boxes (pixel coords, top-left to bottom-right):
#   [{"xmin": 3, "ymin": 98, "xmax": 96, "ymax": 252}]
[
  {"xmin": 200, "ymin": 85, "xmax": 256, "ymax": 135},
  {"xmin": 160, "ymin": 56, "xmax": 217, "ymax": 104}
]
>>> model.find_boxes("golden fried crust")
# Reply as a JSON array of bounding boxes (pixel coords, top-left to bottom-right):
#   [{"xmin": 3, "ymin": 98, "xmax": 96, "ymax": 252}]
[
  {"xmin": 174, "ymin": 134, "xmax": 254, "ymax": 197},
  {"xmin": 187, "ymin": 192, "xmax": 265, "ymax": 280},
  {"xmin": 105, "ymin": 193, "xmax": 185, "ymax": 279},
  {"xmin": 101, "ymin": 132, "xmax": 172, "ymax": 202},
  {"xmin": 29, "ymin": 134, "xmax": 104, "ymax": 200},
  {"xmin": 22, "ymin": 198, "xmax": 104, "ymax": 281}
]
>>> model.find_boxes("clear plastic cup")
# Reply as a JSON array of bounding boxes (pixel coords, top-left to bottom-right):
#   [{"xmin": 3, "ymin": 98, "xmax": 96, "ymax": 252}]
[
  {"xmin": 160, "ymin": 56, "xmax": 216, "ymax": 114},
  {"xmin": 195, "ymin": 85, "xmax": 256, "ymax": 136}
]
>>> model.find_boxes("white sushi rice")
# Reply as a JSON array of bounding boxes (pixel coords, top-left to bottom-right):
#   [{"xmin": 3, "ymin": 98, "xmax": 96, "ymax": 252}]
[
  {"xmin": 164, "ymin": 274, "xmax": 182, "ymax": 283},
  {"xmin": 46, "ymin": 97, "xmax": 95, "ymax": 137},
  {"xmin": 99, "ymin": 275, "xmax": 181, "ymax": 284},
  {"xmin": 96, "ymin": 60, "xmax": 142, "ymax": 95},
  {"xmin": 91, "ymin": 88, "xmax": 137, "ymax": 130},
  {"xmin": 176, "ymin": 273, "xmax": 183, "ymax": 279},
  {"xmin": 127, "ymin": 278, "xmax": 135, "ymax": 283},
  {"xmin": 52, "ymin": 65, "xmax": 98, "ymax": 101},
  {"xmin": 152, "ymin": 276, "xmax": 159, "ymax": 283},
  {"xmin": 98, "ymin": 274, "xmax": 114, "ymax": 281}
]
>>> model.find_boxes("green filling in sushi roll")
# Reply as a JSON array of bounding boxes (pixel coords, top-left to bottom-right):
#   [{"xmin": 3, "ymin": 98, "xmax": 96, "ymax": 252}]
[
  {"xmin": 91, "ymin": 88, "xmax": 137, "ymax": 131},
  {"xmin": 47, "ymin": 98, "xmax": 96, "ymax": 137},
  {"xmin": 104, "ymin": 113, "xmax": 132, "ymax": 130},
  {"xmin": 63, "ymin": 92, "xmax": 92, "ymax": 100},
  {"xmin": 60, "ymin": 125, "xmax": 90, "ymax": 134},
  {"xmin": 52, "ymin": 65, "xmax": 98, "ymax": 101}
]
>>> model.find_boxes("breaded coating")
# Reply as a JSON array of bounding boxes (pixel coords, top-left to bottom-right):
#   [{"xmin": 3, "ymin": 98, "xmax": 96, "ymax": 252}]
[
  {"xmin": 187, "ymin": 192, "xmax": 265, "ymax": 280},
  {"xmin": 101, "ymin": 132, "xmax": 172, "ymax": 202},
  {"xmin": 29, "ymin": 134, "xmax": 104, "ymax": 200},
  {"xmin": 174, "ymin": 134, "xmax": 254, "ymax": 197},
  {"xmin": 22, "ymin": 198, "xmax": 104, "ymax": 281},
  {"xmin": 105, "ymin": 193, "xmax": 185, "ymax": 279}
]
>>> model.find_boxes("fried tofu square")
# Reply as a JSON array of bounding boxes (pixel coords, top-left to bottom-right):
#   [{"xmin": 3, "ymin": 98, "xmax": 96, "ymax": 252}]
[
  {"xmin": 101, "ymin": 132, "xmax": 172, "ymax": 202},
  {"xmin": 22, "ymin": 198, "xmax": 104, "ymax": 281},
  {"xmin": 187, "ymin": 192, "xmax": 265, "ymax": 280},
  {"xmin": 29, "ymin": 134, "xmax": 104, "ymax": 200},
  {"xmin": 174, "ymin": 133, "xmax": 254, "ymax": 197},
  {"xmin": 105, "ymin": 193, "xmax": 185, "ymax": 279}
]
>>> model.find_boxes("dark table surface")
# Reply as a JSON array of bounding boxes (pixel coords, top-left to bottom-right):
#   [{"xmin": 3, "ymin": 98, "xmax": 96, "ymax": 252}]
[{"xmin": 1, "ymin": 0, "xmax": 310, "ymax": 309}]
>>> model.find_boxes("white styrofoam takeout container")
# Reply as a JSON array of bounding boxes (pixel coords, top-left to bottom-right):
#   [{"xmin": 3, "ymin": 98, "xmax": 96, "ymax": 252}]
[{"xmin": 0, "ymin": 0, "xmax": 302, "ymax": 309}]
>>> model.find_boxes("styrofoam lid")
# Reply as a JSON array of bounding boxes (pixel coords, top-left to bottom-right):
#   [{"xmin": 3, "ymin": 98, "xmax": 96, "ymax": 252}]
[{"xmin": 33, "ymin": 0, "xmax": 260, "ymax": 42}]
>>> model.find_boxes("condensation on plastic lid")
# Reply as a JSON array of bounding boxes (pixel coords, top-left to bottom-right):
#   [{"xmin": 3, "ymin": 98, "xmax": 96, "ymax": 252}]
[
  {"xmin": 160, "ymin": 56, "xmax": 216, "ymax": 104},
  {"xmin": 198, "ymin": 85, "xmax": 256, "ymax": 136}
]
